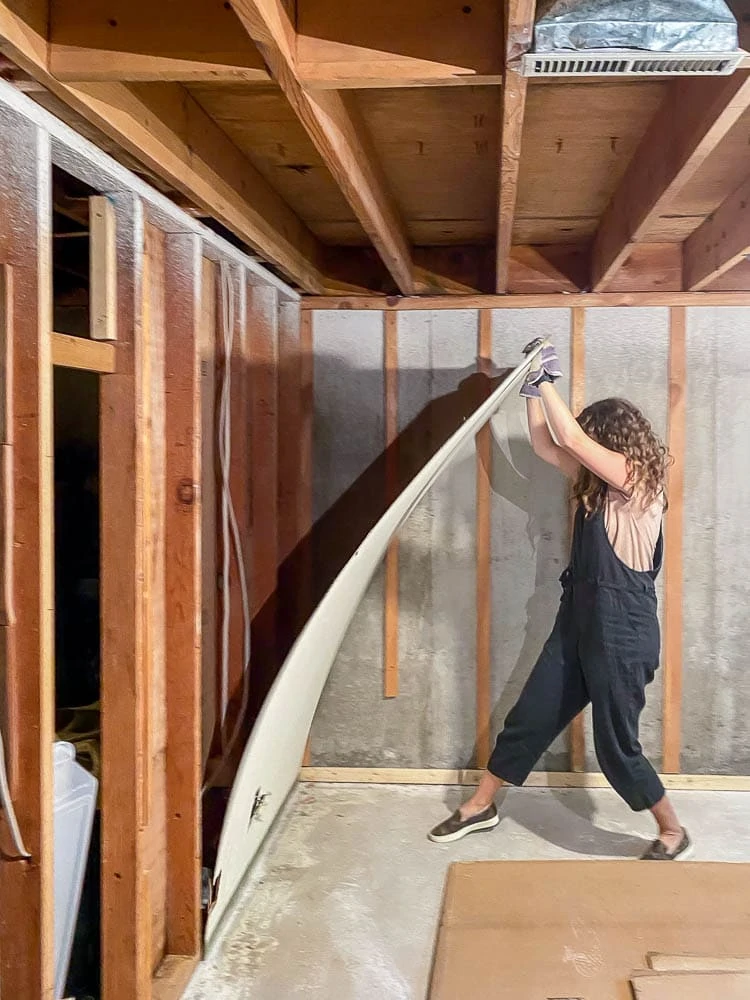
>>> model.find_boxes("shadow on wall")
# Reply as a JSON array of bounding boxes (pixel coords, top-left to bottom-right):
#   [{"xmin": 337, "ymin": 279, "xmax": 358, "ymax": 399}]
[
  {"xmin": 245, "ymin": 364, "xmax": 509, "ymax": 725},
  {"xmin": 243, "ymin": 359, "xmax": 568, "ymax": 768}
]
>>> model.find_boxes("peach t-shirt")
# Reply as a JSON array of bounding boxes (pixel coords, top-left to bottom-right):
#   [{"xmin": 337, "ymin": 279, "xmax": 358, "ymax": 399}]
[{"xmin": 604, "ymin": 489, "xmax": 664, "ymax": 572}]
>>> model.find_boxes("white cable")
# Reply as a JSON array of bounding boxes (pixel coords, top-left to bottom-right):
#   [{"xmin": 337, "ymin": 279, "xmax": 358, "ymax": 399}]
[
  {"xmin": 206, "ymin": 262, "xmax": 252, "ymax": 789},
  {"xmin": 218, "ymin": 261, "xmax": 233, "ymax": 745},
  {"xmin": 0, "ymin": 726, "xmax": 31, "ymax": 859}
]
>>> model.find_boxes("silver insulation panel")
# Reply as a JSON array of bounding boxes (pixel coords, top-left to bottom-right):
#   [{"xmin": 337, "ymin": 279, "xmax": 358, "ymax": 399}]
[{"xmin": 534, "ymin": 1, "xmax": 738, "ymax": 53}]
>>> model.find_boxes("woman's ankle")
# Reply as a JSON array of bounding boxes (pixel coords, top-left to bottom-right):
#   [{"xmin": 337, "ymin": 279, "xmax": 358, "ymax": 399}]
[{"xmin": 460, "ymin": 796, "xmax": 493, "ymax": 817}]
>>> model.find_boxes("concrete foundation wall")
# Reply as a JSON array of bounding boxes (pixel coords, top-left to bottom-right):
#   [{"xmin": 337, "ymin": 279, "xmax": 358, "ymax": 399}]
[
  {"xmin": 682, "ymin": 307, "xmax": 750, "ymax": 774},
  {"xmin": 308, "ymin": 305, "xmax": 750, "ymax": 776}
]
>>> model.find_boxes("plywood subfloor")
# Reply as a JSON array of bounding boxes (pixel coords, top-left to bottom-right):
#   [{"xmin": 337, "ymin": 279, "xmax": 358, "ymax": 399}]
[
  {"xmin": 515, "ymin": 81, "xmax": 668, "ymax": 245},
  {"xmin": 187, "ymin": 83, "xmax": 365, "ymax": 244},
  {"xmin": 184, "ymin": 784, "xmax": 750, "ymax": 1000},
  {"xmin": 355, "ymin": 86, "xmax": 500, "ymax": 246}
]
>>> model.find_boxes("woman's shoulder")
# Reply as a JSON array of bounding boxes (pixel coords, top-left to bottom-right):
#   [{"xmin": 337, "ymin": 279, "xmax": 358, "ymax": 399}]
[{"xmin": 606, "ymin": 486, "xmax": 664, "ymax": 516}]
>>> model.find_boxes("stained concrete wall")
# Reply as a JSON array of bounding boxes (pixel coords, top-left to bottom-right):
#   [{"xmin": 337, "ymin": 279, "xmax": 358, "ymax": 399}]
[
  {"xmin": 310, "ymin": 308, "xmax": 572, "ymax": 770},
  {"xmin": 308, "ymin": 305, "xmax": 750, "ymax": 777},
  {"xmin": 682, "ymin": 307, "xmax": 750, "ymax": 774}
]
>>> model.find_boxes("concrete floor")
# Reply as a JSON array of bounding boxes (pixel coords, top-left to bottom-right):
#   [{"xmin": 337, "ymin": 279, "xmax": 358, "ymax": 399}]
[{"xmin": 184, "ymin": 783, "xmax": 750, "ymax": 1000}]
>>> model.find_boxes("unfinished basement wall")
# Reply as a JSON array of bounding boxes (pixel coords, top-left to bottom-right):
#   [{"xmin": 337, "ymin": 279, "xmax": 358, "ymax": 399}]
[
  {"xmin": 307, "ymin": 304, "xmax": 750, "ymax": 778},
  {"xmin": 0, "ymin": 75, "xmax": 304, "ymax": 1000}
]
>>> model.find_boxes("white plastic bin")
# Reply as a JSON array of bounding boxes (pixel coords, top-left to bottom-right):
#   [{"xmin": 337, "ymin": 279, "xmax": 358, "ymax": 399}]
[{"xmin": 54, "ymin": 740, "xmax": 98, "ymax": 1000}]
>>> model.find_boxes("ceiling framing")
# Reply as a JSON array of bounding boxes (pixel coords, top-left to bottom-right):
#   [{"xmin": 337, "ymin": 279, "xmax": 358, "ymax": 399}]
[{"xmin": 2, "ymin": 0, "xmax": 750, "ymax": 297}]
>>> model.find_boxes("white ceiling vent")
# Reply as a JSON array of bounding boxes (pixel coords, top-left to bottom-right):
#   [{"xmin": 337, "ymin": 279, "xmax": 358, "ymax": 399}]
[
  {"xmin": 524, "ymin": 0, "xmax": 743, "ymax": 78},
  {"xmin": 520, "ymin": 48, "xmax": 745, "ymax": 77}
]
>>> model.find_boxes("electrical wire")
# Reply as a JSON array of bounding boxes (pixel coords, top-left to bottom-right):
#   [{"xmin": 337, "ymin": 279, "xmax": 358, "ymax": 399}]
[
  {"xmin": 0, "ymin": 726, "xmax": 31, "ymax": 859},
  {"xmin": 204, "ymin": 261, "xmax": 252, "ymax": 791}
]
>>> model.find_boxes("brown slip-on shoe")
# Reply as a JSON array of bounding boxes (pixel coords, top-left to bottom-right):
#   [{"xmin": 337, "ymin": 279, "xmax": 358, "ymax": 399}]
[
  {"xmin": 640, "ymin": 828, "xmax": 692, "ymax": 860},
  {"xmin": 428, "ymin": 803, "xmax": 499, "ymax": 844}
]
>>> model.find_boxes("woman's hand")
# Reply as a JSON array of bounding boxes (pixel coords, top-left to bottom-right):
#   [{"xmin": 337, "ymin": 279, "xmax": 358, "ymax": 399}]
[
  {"xmin": 520, "ymin": 339, "xmax": 563, "ymax": 398},
  {"xmin": 522, "ymin": 340, "xmax": 579, "ymax": 477}
]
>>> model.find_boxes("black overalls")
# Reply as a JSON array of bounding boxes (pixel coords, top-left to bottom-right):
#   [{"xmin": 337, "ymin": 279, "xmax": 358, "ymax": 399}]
[{"xmin": 488, "ymin": 500, "xmax": 665, "ymax": 812}]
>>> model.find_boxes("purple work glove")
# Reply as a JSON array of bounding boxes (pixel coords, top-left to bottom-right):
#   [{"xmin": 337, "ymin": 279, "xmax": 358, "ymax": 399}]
[{"xmin": 520, "ymin": 339, "xmax": 563, "ymax": 398}]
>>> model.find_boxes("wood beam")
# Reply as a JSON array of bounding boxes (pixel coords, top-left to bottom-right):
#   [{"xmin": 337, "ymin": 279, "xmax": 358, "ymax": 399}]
[
  {"xmin": 592, "ymin": 71, "xmax": 750, "ymax": 291},
  {"xmin": 0, "ymin": 113, "xmax": 55, "ymax": 1000},
  {"xmin": 51, "ymin": 330, "xmax": 117, "ymax": 372},
  {"xmin": 230, "ymin": 0, "xmax": 415, "ymax": 294},
  {"xmin": 475, "ymin": 310, "xmax": 492, "ymax": 767},
  {"xmin": 296, "ymin": 0, "xmax": 504, "ymax": 89},
  {"xmin": 49, "ymin": 0, "xmax": 270, "ymax": 82},
  {"xmin": 99, "ymin": 192, "xmax": 151, "ymax": 1000},
  {"xmin": 163, "ymin": 233, "xmax": 203, "ymax": 962},
  {"xmin": 496, "ymin": 1, "xmax": 536, "ymax": 293},
  {"xmin": 383, "ymin": 311, "xmax": 399, "ymax": 699},
  {"xmin": 0, "ymin": 1, "xmax": 326, "ymax": 292},
  {"xmin": 301, "ymin": 290, "xmax": 750, "ymax": 310},
  {"xmin": 299, "ymin": 766, "xmax": 750, "ymax": 791},
  {"xmin": 568, "ymin": 307, "xmax": 586, "ymax": 772},
  {"xmin": 662, "ymin": 306, "xmax": 686, "ymax": 774},
  {"xmin": 684, "ymin": 172, "xmax": 750, "ymax": 290},
  {"xmin": 90, "ymin": 194, "xmax": 117, "ymax": 340}
]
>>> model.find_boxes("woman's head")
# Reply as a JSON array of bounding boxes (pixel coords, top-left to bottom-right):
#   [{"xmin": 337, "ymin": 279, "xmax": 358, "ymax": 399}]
[{"xmin": 573, "ymin": 397, "xmax": 670, "ymax": 512}]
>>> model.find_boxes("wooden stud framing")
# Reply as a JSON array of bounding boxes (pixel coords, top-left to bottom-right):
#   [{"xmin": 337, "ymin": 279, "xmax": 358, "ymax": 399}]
[
  {"xmin": 51, "ymin": 330, "xmax": 117, "ymax": 372},
  {"xmin": 0, "ymin": 0, "xmax": 325, "ymax": 292},
  {"xmin": 0, "ymin": 114, "xmax": 54, "ymax": 1000},
  {"xmin": 230, "ymin": 0, "xmax": 415, "ymax": 294},
  {"xmin": 225, "ymin": 267, "xmax": 251, "ymax": 747},
  {"xmin": 299, "ymin": 766, "xmax": 750, "ymax": 792},
  {"xmin": 0, "ymin": 266, "xmax": 12, "ymax": 753},
  {"xmin": 248, "ymin": 284, "xmax": 280, "ymax": 617},
  {"xmin": 248, "ymin": 282, "xmax": 280, "ymax": 749},
  {"xmin": 384, "ymin": 311, "xmax": 399, "ymax": 698},
  {"xmin": 163, "ymin": 233, "xmax": 203, "ymax": 963},
  {"xmin": 90, "ymin": 195, "xmax": 118, "ymax": 341},
  {"xmin": 301, "ymin": 292, "xmax": 750, "ymax": 311},
  {"xmin": 277, "ymin": 302, "xmax": 303, "ymax": 567},
  {"xmin": 299, "ymin": 308, "xmax": 314, "ymax": 765},
  {"xmin": 684, "ymin": 173, "xmax": 750, "ymax": 291},
  {"xmin": 100, "ymin": 193, "xmax": 150, "ymax": 1000},
  {"xmin": 496, "ymin": 1, "xmax": 536, "ymax": 293},
  {"xmin": 592, "ymin": 71, "xmax": 750, "ymax": 291},
  {"xmin": 568, "ymin": 307, "xmax": 586, "ymax": 772},
  {"xmin": 662, "ymin": 306, "xmax": 686, "ymax": 774},
  {"xmin": 199, "ymin": 259, "xmax": 218, "ymax": 767},
  {"xmin": 475, "ymin": 309, "xmax": 492, "ymax": 766}
]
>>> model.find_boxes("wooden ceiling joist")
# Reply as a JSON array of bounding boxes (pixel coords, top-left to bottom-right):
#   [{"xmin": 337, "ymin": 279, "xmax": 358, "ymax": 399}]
[
  {"xmin": 496, "ymin": 0, "xmax": 536, "ymax": 293},
  {"xmin": 230, "ymin": 0, "xmax": 416, "ymax": 294},
  {"xmin": 49, "ymin": 0, "xmax": 271, "ymax": 82},
  {"xmin": 0, "ymin": 1, "xmax": 326, "ymax": 291},
  {"xmin": 684, "ymin": 172, "xmax": 750, "ymax": 290},
  {"xmin": 592, "ymin": 70, "xmax": 750, "ymax": 292}
]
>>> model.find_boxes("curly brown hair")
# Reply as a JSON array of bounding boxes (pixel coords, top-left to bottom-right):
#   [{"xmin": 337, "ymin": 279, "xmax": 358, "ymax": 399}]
[{"xmin": 572, "ymin": 398, "xmax": 671, "ymax": 513}]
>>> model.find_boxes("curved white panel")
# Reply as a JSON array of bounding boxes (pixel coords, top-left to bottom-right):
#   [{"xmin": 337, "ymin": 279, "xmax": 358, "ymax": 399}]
[{"xmin": 205, "ymin": 342, "xmax": 542, "ymax": 943}]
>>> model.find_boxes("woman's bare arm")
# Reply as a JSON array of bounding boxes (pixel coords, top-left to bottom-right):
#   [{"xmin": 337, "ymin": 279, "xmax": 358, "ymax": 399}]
[
  {"xmin": 538, "ymin": 381, "xmax": 630, "ymax": 491},
  {"xmin": 526, "ymin": 396, "xmax": 579, "ymax": 478}
]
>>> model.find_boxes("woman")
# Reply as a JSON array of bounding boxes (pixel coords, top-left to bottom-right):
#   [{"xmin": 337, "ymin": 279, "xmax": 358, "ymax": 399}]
[{"xmin": 429, "ymin": 339, "xmax": 690, "ymax": 861}]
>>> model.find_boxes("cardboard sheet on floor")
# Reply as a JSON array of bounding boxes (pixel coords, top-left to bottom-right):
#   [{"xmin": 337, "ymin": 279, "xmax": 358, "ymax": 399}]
[
  {"xmin": 648, "ymin": 953, "xmax": 750, "ymax": 972},
  {"xmin": 429, "ymin": 861, "xmax": 750, "ymax": 1000},
  {"xmin": 631, "ymin": 971, "xmax": 750, "ymax": 999}
]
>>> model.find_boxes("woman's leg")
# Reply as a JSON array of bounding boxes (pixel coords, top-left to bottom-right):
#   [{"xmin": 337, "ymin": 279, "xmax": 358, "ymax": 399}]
[
  {"xmin": 584, "ymin": 632, "xmax": 686, "ymax": 852},
  {"xmin": 459, "ymin": 770, "xmax": 504, "ymax": 819},
  {"xmin": 459, "ymin": 604, "xmax": 588, "ymax": 820},
  {"xmin": 650, "ymin": 794, "xmax": 684, "ymax": 852}
]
